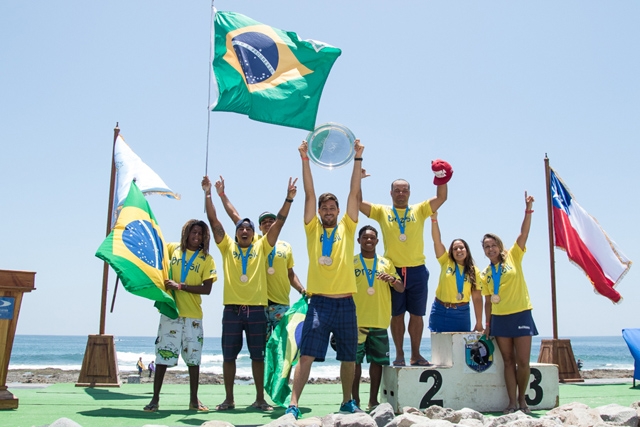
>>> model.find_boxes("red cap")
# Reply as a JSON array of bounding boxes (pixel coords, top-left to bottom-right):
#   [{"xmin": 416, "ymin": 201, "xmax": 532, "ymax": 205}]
[{"xmin": 431, "ymin": 159, "xmax": 453, "ymax": 185}]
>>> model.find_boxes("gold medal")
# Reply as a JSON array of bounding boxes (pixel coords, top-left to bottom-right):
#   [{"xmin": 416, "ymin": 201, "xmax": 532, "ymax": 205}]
[
  {"xmin": 456, "ymin": 292, "xmax": 463, "ymax": 301},
  {"xmin": 267, "ymin": 267, "xmax": 275, "ymax": 275},
  {"xmin": 491, "ymin": 294, "xmax": 500, "ymax": 304},
  {"xmin": 240, "ymin": 274, "xmax": 248, "ymax": 283},
  {"xmin": 367, "ymin": 287, "xmax": 375, "ymax": 296},
  {"xmin": 399, "ymin": 233, "xmax": 407, "ymax": 242}
]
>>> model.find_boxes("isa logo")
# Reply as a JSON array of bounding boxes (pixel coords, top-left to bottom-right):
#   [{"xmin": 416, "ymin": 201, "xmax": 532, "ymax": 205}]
[
  {"xmin": 0, "ymin": 296, "xmax": 15, "ymax": 320},
  {"xmin": 464, "ymin": 334, "xmax": 494, "ymax": 373}
]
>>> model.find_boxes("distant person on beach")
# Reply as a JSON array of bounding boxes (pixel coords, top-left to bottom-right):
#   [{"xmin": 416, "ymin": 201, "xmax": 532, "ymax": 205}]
[
  {"xmin": 428, "ymin": 211, "xmax": 483, "ymax": 333},
  {"xmin": 148, "ymin": 361, "xmax": 155, "ymax": 377},
  {"xmin": 359, "ymin": 160, "xmax": 451, "ymax": 367},
  {"xmin": 212, "ymin": 175, "xmax": 306, "ymax": 339},
  {"xmin": 203, "ymin": 175, "xmax": 297, "ymax": 412},
  {"xmin": 352, "ymin": 225, "xmax": 403, "ymax": 411},
  {"xmin": 143, "ymin": 219, "xmax": 217, "ymax": 413},
  {"xmin": 286, "ymin": 140, "xmax": 364, "ymax": 420},
  {"xmin": 481, "ymin": 192, "xmax": 537, "ymax": 415},
  {"xmin": 136, "ymin": 357, "xmax": 144, "ymax": 375}
]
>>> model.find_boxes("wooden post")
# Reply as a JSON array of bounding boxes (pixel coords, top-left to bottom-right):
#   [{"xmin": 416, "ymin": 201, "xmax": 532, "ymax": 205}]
[
  {"xmin": 76, "ymin": 124, "xmax": 121, "ymax": 387},
  {"xmin": 0, "ymin": 269, "xmax": 36, "ymax": 409},
  {"xmin": 537, "ymin": 156, "xmax": 582, "ymax": 382}
]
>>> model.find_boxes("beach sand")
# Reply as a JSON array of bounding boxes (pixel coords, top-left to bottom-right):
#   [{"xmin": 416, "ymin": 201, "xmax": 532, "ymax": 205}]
[{"xmin": 6, "ymin": 368, "xmax": 633, "ymax": 385}]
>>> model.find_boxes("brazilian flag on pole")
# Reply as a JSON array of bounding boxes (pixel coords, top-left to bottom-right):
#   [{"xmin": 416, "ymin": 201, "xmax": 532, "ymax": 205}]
[
  {"xmin": 210, "ymin": 10, "xmax": 341, "ymax": 131},
  {"xmin": 264, "ymin": 296, "xmax": 309, "ymax": 407},
  {"xmin": 96, "ymin": 181, "xmax": 178, "ymax": 319}
]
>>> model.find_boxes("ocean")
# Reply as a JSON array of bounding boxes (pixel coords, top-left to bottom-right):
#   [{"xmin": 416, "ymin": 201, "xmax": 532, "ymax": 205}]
[{"xmin": 9, "ymin": 335, "xmax": 634, "ymax": 379}]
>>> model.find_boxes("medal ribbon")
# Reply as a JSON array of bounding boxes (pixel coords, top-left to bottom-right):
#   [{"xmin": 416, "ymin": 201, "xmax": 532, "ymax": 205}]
[
  {"xmin": 268, "ymin": 246, "xmax": 276, "ymax": 269},
  {"xmin": 392, "ymin": 206, "xmax": 410, "ymax": 236},
  {"xmin": 237, "ymin": 244, "xmax": 253, "ymax": 276},
  {"xmin": 181, "ymin": 250, "xmax": 200, "ymax": 283},
  {"xmin": 490, "ymin": 263, "xmax": 503, "ymax": 295},
  {"xmin": 359, "ymin": 254, "xmax": 378, "ymax": 290},
  {"xmin": 454, "ymin": 264, "xmax": 465, "ymax": 297},
  {"xmin": 322, "ymin": 227, "xmax": 338, "ymax": 257}
]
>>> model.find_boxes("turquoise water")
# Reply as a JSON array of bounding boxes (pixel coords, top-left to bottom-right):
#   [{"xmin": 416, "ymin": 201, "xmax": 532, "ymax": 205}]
[{"xmin": 9, "ymin": 335, "xmax": 633, "ymax": 378}]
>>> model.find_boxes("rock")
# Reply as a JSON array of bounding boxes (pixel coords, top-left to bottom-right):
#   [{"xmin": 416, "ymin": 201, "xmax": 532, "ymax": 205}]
[
  {"xmin": 48, "ymin": 418, "xmax": 83, "ymax": 427},
  {"xmin": 482, "ymin": 411, "xmax": 527, "ymax": 427},
  {"xmin": 295, "ymin": 416, "xmax": 324, "ymax": 427},
  {"xmin": 501, "ymin": 418, "xmax": 562, "ymax": 426},
  {"xmin": 261, "ymin": 414, "xmax": 297, "ymax": 427},
  {"xmin": 423, "ymin": 406, "xmax": 459, "ymax": 423},
  {"xmin": 457, "ymin": 420, "xmax": 484, "ymax": 427},
  {"xmin": 321, "ymin": 413, "xmax": 338, "ymax": 427},
  {"xmin": 454, "ymin": 408, "xmax": 484, "ymax": 423},
  {"xmin": 547, "ymin": 406, "xmax": 603, "ymax": 427},
  {"xmin": 370, "ymin": 403, "xmax": 396, "ymax": 427},
  {"xmin": 595, "ymin": 403, "xmax": 638, "ymax": 426},
  {"xmin": 334, "ymin": 412, "xmax": 376, "ymax": 427},
  {"xmin": 201, "ymin": 421, "xmax": 236, "ymax": 427},
  {"xmin": 403, "ymin": 406, "xmax": 423, "ymax": 415},
  {"xmin": 384, "ymin": 413, "xmax": 430, "ymax": 427}
]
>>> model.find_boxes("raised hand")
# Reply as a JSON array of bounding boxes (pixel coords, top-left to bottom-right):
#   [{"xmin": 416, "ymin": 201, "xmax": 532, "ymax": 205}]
[
  {"xmin": 215, "ymin": 176, "xmax": 225, "ymax": 195},
  {"xmin": 287, "ymin": 177, "xmax": 298, "ymax": 200},
  {"xmin": 201, "ymin": 176, "xmax": 212, "ymax": 193},
  {"xmin": 354, "ymin": 139, "xmax": 364, "ymax": 157},
  {"xmin": 298, "ymin": 141, "xmax": 309, "ymax": 158}
]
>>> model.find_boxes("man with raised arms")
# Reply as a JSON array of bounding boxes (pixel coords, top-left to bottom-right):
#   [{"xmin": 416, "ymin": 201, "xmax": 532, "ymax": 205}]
[
  {"xmin": 202, "ymin": 175, "xmax": 297, "ymax": 412},
  {"xmin": 359, "ymin": 160, "xmax": 452, "ymax": 367},
  {"xmin": 285, "ymin": 139, "xmax": 364, "ymax": 420},
  {"xmin": 212, "ymin": 176, "xmax": 306, "ymax": 338}
]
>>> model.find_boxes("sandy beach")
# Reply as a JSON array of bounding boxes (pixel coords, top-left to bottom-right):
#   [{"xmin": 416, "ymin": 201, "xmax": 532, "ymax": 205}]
[{"xmin": 6, "ymin": 368, "xmax": 633, "ymax": 385}]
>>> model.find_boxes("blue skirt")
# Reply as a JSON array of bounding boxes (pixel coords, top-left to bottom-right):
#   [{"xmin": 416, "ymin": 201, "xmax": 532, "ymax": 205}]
[
  {"xmin": 428, "ymin": 299, "xmax": 471, "ymax": 333},
  {"xmin": 491, "ymin": 310, "xmax": 538, "ymax": 337}
]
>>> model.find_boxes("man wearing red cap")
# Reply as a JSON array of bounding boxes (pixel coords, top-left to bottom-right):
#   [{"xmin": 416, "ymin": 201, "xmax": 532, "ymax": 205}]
[
  {"xmin": 210, "ymin": 177, "xmax": 306, "ymax": 338},
  {"xmin": 359, "ymin": 160, "xmax": 452, "ymax": 367}
]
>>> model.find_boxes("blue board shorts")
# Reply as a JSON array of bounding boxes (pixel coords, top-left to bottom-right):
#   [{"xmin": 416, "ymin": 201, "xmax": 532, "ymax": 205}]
[
  {"xmin": 392, "ymin": 265, "xmax": 429, "ymax": 316},
  {"xmin": 222, "ymin": 305, "xmax": 267, "ymax": 361}
]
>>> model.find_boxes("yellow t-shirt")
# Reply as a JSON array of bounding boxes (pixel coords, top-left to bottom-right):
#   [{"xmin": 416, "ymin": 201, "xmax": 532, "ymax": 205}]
[
  {"xmin": 353, "ymin": 254, "xmax": 400, "ymax": 329},
  {"xmin": 217, "ymin": 233, "xmax": 273, "ymax": 306},
  {"xmin": 369, "ymin": 200, "xmax": 433, "ymax": 267},
  {"xmin": 265, "ymin": 240, "xmax": 295, "ymax": 305},
  {"xmin": 435, "ymin": 252, "xmax": 482, "ymax": 303},
  {"xmin": 167, "ymin": 243, "xmax": 217, "ymax": 319},
  {"xmin": 481, "ymin": 243, "xmax": 533, "ymax": 315},
  {"xmin": 305, "ymin": 215, "xmax": 357, "ymax": 295}
]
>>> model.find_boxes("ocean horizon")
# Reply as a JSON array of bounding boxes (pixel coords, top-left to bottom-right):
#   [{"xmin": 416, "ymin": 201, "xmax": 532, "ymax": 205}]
[{"xmin": 9, "ymin": 334, "xmax": 634, "ymax": 379}]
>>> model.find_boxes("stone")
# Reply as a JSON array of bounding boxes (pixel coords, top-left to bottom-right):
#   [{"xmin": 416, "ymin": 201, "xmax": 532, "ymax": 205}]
[
  {"xmin": 385, "ymin": 413, "xmax": 430, "ymax": 427},
  {"xmin": 201, "ymin": 421, "xmax": 236, "ymax": 427},
  {"xmin": 423, "ymin": 406, "xmax": 459, "ymax": 423},
  {"xmin": 595, "ymin": 403, "xmax": 638, "ymax": 426},
  {"xmin": 457, "ymin": 420, "xmax": 484, "ymax": 427},
  {"xmin": 296, "ymin": 416, "xmax": 324, "ymax": 427},
  {"xmin": 334, "ymin": 412, "xmax": 376, "ymax": 427},
  {"xmin": 370, "ymin": 402, "xmax": 396, "ymax": 427},
  {"xmin": 454, "ymin": 408, "xmax": 484, "ymax": 422},
  {"xmin": 261, "ymin": 414, "xmax": 297, "ymax": 427},
  {"xmin": 482, "ymin": 411, "xmax": 526, "ymax": 427},
  {"xmin": 48, "ymin": 418, "xmax": 83, "ymax": 427}
]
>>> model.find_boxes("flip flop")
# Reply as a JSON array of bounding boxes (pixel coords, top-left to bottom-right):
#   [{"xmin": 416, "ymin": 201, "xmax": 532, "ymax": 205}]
[
  {"xmin": 215, "ymin": 402, "xmax": 235, "ymax": 411},
  {"xmin": 143, "ymin": 402, "xmax": 159, "ymax": 412},
  {"xmin": 189, "ymin": 401, "xmax": 209, "ymax": 411},
  {"xmin": 410, "ymin": 358, "xmax": 432, "ymax": 366},
  {"xmin": 392, "ymin": 360, "xmax": 406, "ymax": 367},
  {"xmin": 518, "ymin": 406, "xmax": 531, "ymax": 414},
  {"xmin": 367, "ymin": 404, "xmax": 379, "ymax": 412},
  {"xmin": 251, "ymin": 402, "xmax": 274, "ymax": 412},
  {"xmin": 503, "ymin": 407, "xmax": 517, "ymax": 414}
]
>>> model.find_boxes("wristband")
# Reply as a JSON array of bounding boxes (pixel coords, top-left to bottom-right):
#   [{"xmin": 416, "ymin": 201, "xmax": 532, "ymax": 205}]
[
  {"xmin": 218, "ymin": 192, "xmax": 225, "ymax": 197},
  {"xmin": 354, "ymin": 157, "xmax": 363, "ymax": 161},
  {"xmin": 301, "ymin": 157, "xmax": 309, "ymax": 161},
  {"xmin": 206, "ymin": 194, "xmax": 211, "ymax": 198},
  {"xmin": 525, "ymin": 210, "xmax": 534, "ymax": 214},
  {"xmin": 286, "ymin": 198, "xmax": 294, "ymax": 203},
  {"xmin": 431, "ymin": 219, "xmax": 438, "ymax": 223}
]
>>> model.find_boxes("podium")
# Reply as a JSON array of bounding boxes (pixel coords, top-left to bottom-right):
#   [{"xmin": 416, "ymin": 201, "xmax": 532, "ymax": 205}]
[{"xmin": 0, "ymin": 269, "xmax": 36, "ymax": 410}]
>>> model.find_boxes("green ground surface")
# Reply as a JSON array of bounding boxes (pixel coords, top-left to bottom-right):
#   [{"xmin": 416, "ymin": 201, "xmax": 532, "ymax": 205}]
[{"xmin": 2, "ymin": 382, "xmax": 639, "ymax": 427}]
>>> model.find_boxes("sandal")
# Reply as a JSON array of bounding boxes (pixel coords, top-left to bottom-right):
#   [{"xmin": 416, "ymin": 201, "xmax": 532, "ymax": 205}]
[
  {"xmin": 519, "ymin": 406, "xmax": 531, "ymax": 414},
  {"xmin": 251, "ymin": 401, "xmax": 274, "ymax": 411},
  {"xmin": 189, "ymin": 401, "xmax": 209, "ymax": 411},
  {"xmin": 503, "ymin": 407, "xmax": 517, "ymax": 414},
  {"xmin": 392, "ymin": 360, "xmax": 406, "ymax": 367},
  {"xmin": 143, "ymin": 402, "xmax": 159, "ymax": 412},
  {"xmin": 410, "ymin": 358, "xmax": 432, "ymax": 366},
  {"xmin": 215, "ymin": 402, "xmax": 235, "ymax": 411}
]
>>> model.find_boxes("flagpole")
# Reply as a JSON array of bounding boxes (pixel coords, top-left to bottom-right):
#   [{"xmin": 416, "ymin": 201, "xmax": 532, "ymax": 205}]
[
  {"xmin": 544, "ymin": 155, "xmax": 559, "ymax": 340},
  {"xmin": 537, "ymin": 155, "xmax": 583, "ymax": 382}
]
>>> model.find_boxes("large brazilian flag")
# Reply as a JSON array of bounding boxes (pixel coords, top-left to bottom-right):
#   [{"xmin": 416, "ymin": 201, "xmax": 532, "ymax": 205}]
[
  {"xmin": 264, "ymin": 296, "xmax": 308, "ymax": 407},
  {"xmin": 211, "ymin": 10, "xmax": 342, "ymax": 131},
  {"xmin": 96, "ymin": 181, "xmax": 178, "ymax": 319}
]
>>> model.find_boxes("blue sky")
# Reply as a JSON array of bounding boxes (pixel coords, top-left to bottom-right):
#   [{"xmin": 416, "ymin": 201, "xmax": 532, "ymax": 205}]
[{"xmin": 2, "ymin": 1, "xmax": 638, "ymax": 339}]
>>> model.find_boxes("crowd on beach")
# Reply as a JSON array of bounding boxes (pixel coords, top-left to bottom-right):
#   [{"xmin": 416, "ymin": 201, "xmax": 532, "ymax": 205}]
[{"xmin": 142, "ymin": 140, "xmax": 540, "ymax": 419}]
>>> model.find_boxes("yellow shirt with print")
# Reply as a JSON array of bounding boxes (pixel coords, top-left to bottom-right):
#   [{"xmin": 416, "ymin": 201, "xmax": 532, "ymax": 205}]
[
  {"xmin": 353, "ymin": 255, "xmax": 400, "ymax": 329},
  {"xmin": 369, "ymin": 200, "xmax": 433, "ymax": 267},
  {"xmin": 167, "ymin": 243, "xmax": 217, "ymax": 319},
  {"xmin": 305, "ymin": 215, "xmax": 357, "ymax": 295},
  {"xmin": 435, "ymin": 252, "xmax": 482, "ymax": 303},
  {"xmin": 265, "ymin": 240, "xmax": 295, "ymax": 305},
  {"xmin": 217, "ymin": 233, "xmax": 272, "ymax": 306},
  {"xmin": 481, "ymin": 243, "xmax": 533, "ymax": 315}
]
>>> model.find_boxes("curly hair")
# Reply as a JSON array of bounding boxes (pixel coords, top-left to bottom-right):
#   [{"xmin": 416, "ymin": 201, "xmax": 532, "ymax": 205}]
[
  {"xmin": 180, "ymin": 219, "xmax": 210, "ymax": 255},
  {"xmin": 448, "ymin": 238, "xmax": 477, "ymax": 288}
]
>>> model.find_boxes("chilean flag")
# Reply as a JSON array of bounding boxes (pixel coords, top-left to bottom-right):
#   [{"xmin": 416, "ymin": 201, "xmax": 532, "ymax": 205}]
[{"xmin": 550, "ymin": 169, "xmax": 632, "ymax": 303}]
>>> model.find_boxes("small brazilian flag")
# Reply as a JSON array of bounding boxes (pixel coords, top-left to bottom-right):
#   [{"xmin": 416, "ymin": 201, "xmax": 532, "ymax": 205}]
[
  {"xmin": 211, "ymin": 10, "xmax": 342, "ymax": 131},
  {"xmin": 96, "ymin": 181, "xmax": 178, "ymax": 319},
  {"xmin": 264, "ymin": 296, "xmax": 308, "ymax": 407}
]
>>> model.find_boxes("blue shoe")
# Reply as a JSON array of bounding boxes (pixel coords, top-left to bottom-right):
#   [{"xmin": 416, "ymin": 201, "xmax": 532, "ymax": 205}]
[
  {"xmin": 285, "ymin": 405, "xmax": 300, "ymax": 420},
  {"xmin": 339, "ymin": 399, "xmax": 364, "ymax": 414}
]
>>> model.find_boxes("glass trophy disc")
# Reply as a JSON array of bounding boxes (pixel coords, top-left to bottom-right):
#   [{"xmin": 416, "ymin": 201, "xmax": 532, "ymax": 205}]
[{"xmin": 306, "ymin": 122, "xmax": 355, "ymax": 169}]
